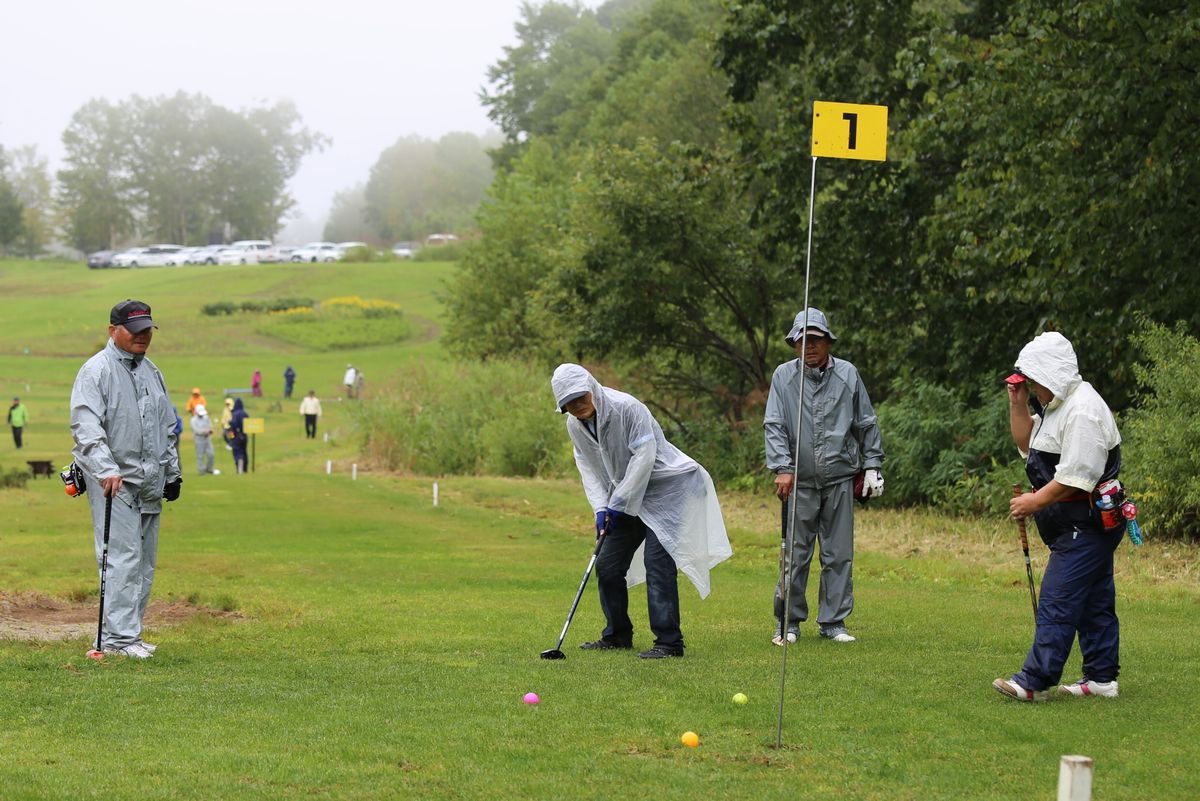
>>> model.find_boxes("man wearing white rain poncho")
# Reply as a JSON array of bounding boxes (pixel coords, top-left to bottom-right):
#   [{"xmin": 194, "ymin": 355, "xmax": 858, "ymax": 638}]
[{"xmin": 551, "ymin": 364, "xmax": 732, "ymax": 659}]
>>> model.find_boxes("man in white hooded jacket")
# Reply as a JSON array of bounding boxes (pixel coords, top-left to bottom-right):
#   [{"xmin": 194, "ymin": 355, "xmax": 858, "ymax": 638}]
[
  {"xmin": 994, "ymin": 332, "xmax": 1125, "ymax": 702},
  {"xmin": 551, "ymin": 364, "xmax": 732, "ymax": 659}
]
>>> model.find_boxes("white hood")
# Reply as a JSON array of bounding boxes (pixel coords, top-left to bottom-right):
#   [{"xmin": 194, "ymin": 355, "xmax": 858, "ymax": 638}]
[{"xmin": 1015, "ymin": 332, "xmax": 1082, "ymax": 400}]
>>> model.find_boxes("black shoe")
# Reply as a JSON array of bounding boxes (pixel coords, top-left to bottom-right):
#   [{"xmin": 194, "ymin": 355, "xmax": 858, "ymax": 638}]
[
  {"xmin": 638, "ymin": 645, "xmax": 684, "ymax": 659},
  {"xmin": 579, "ymin": 639, "xmax": 632, "ymax": 651}
]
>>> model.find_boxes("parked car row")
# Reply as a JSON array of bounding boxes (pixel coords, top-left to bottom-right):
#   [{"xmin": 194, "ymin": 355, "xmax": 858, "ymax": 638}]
[{"xmin": 86, "ymin": 238, "xmax": 433, "ymax": 268}]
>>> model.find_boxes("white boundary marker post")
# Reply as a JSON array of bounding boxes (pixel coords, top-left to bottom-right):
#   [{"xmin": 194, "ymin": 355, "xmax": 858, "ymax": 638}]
[
  {"xmin": 433, "ymin": 481, "xmax": 439, "ymax": 507},
  {"xmin": 1057, "ymin": 755, "xmax": 1093, "ymax": 801},
  {"xmin": 352, "ymin": 464, "xmax": 358, "ymax": 481},
  {"xmin": 325, "ymin": 460, "xmax": 332, "ymax": 475}
]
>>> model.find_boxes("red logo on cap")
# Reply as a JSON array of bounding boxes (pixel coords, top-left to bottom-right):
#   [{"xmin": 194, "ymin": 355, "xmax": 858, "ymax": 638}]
[{"xmin": 128, "ymin": 310, "xmax": 149, "ymax": 318}]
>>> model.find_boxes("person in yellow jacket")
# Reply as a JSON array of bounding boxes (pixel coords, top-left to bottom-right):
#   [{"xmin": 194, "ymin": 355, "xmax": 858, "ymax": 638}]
[{"xmin": 7, "ymin": 397, "xmax": 28, "ymax": 449}]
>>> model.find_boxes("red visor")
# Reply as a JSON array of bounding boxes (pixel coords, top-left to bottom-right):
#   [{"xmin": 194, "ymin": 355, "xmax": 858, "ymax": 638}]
[{"xmin": 1004, "ymin": 373, "xmax": 1026, "ymax": 385}]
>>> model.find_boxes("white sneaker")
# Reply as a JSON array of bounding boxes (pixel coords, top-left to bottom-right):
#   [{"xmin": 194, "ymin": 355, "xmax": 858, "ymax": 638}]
[
  {"xmin": 1058, "ymin": 678, "xmax": 1118, "ymax": 698},
  {"xmin": 771, "ymin": 629, "xmax": 798, "ymax": 646},
  {"xmin": 212, "ymin": 469, "xmax": 221, "ymax": 475},
  {"xmin": 820, "ymin": 626, "xmax": 856, "ymax": 643},
  {"xmin": 136, "ymin": 639, "xmax": 157, "ymax": 654},
  {"xmin": 104, "ymin": 643, "xmax": 153, "ymax": 659},
  {"xmin": 992, "ymin": 677, "xmax": 1049, "ymax": 702}
]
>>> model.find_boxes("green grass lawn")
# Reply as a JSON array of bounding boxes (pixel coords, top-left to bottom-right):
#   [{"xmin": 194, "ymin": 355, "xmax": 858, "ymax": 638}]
[{"xmin": 0, "ymin": 259, "xmax": 1197, "ymax": 801}]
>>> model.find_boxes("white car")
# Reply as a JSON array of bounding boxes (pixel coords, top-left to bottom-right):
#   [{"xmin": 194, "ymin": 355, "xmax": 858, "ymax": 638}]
[
  {"xmin": 111, "ymin": 244, "xmax": 184, "ymax": 268},
  {"xmin": 164, "ymin": 247, "xmax": 202, "ymax": 266},
  {"xmin": 186, "ymin": 245, "xmax": 227, "ymax": 265},
  {"xmin": 218, "ymin": 240, "xmax": 276, "ymax": 265},
  {"xmin": 290, "ymin": 242, "xmax": 342, "ymax": 263},
  {"xmin": 392, "ymin": 242, "xmax": 414, "ymax": 259}
]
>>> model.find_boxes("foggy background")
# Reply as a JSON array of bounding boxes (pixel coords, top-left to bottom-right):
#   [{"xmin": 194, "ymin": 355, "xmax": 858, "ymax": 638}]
[{"xmin": 0, "ymin": 0, "xmax": 543, "ymax": 243}]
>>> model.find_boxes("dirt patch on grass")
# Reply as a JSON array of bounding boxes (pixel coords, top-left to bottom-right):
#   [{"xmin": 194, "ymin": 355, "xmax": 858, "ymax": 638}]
[{"xmin": 0, "ymin": 591, "xmax": 239, "ymax": 642}]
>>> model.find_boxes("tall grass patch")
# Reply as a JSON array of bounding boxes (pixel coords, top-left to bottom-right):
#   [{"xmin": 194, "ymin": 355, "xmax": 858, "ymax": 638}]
[
  {"xmin": 354, "ymin": 360, "xmax": 573, "ymax": 477},
  {"xmin": 257, "ymin": 295, "xmax": 411, "ymax": 351}
]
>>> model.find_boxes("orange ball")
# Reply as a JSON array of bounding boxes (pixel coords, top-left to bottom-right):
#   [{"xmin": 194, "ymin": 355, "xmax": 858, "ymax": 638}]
[{"xmin": 680, "ymin": 731, "xmax": 699, "ymax": 748}]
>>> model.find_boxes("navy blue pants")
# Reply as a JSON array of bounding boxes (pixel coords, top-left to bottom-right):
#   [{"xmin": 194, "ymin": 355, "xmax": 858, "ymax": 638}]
[
  {"xmin": 594, "ymin": 514, "xmax": 683, "ymax": 650},
  {"xmin": 1013, "ymin": 527, "xmax": 1122, "ymax": 691}
]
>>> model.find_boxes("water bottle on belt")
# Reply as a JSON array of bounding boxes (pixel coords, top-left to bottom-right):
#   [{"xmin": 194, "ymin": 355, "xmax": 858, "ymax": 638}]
[{"xmin": 1095, "ymin": 480, "xmax": 1123, "ymax": 530}]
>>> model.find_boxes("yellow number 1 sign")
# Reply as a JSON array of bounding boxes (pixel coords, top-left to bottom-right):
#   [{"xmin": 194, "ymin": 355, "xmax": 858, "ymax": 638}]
[{"xmin": 811, "ymin": 101, "xmax": 888, "ymax": 161}]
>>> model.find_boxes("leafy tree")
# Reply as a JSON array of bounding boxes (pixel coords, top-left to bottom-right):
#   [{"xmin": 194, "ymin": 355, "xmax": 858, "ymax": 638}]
[
  {"xmin": 57, "ymin": 93, "xmax": 325, "ymax": 248},
  {"xmin": 0, "ymin": 146, "xmax": 23, "ymax": 254},
  {"xmin": 2, "ymin": 145, "xmax": 53, "ymax": 258},
  {"xmin": 323, "ymin": 184, "xmax": 373, "ymax": 243},
  {"xmin": 363, "ymin": 131, "xmax": 498, "ymax": 243},
  {"xmin": 56, "ymin": 99, "xmax": 135, "ymax": 252}
]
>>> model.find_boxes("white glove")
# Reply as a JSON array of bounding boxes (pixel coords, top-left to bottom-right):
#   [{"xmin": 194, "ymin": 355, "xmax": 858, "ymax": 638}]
[{"xmin": 863, "ymin": 468, "xmax": 884, "ymax": 499}]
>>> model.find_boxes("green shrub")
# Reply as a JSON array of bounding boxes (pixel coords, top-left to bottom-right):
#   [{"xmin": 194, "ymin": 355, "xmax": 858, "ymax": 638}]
[
  {"xmin": 1121, "ymin": 322, "xmax": 1200, "ymax": 541},
  {"xmin": 1, "ymin": 468, "xmax": 31, "ymax": 489},
  {"xmin": 354, "ymin": 361, "xmax": 573, "ymax": 478},
  {"xmin": 667, "ymin": 417, "xmax": 765, "ymax": 490},
  {"xmin": 411, "ymin": 241, "xmax": 466, "ymax": 262},
  {"xmin": 875, "ymin": 380, "xmax": 1021, "ymax": 515},
  {"xmin": 340, "ymin": 246, "xmax": 383, "ymax": 263},
  {"xmin": 201, "ymin": 301, "xmax": 237, "ymax": 316}
]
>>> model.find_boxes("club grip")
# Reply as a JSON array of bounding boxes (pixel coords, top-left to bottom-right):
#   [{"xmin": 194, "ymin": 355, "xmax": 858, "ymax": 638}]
[{"xmin": 1012, "ymin": 483, "xmax": 1029, "ymax": 549}]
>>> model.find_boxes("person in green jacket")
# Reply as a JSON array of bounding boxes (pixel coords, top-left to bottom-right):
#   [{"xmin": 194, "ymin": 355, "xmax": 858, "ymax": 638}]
[{"xmin": 7, "ymin": 397, "xmax": 28, "ymax": 449}]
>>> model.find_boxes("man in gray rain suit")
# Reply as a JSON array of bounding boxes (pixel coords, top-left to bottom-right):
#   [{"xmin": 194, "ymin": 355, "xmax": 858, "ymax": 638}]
[
  {"xmin": 764, "ymin": 308, "xmax": 884, "ymax": 645},
  {"xmin": 70, "ymin": 300, "xmax": 182, "ymax": 658},
  {"xmin": 551, "ymin": 364, "xmax": 732, "ymax": 659}
]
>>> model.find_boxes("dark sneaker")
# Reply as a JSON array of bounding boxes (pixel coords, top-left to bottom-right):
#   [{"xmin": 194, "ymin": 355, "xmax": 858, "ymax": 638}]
[
  {"xmin": 638, "ymin": 645, "xmax": 684, "ymax": 659},
  {"xmin": 579, "ymin": 639, "xmax": 632, "ymax": 651}
]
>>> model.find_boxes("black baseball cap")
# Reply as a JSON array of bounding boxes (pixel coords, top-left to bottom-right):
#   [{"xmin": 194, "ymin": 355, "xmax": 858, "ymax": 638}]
[{"xmin": 110, "ymin": 300, "xmax": 157, "ymax": 333}]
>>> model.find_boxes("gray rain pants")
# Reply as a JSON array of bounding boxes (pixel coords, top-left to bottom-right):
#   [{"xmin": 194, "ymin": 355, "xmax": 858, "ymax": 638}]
[
  {"xmin": 194, "ymin": 434, "xmax": 214, "ymax": 474},
  {"xmin": 86, "ymin": 486, "xmax": 160, "ymax": 649},
  {"xmin": 774, "ymin": 478, "xmax": 855, "ymax": 630}
]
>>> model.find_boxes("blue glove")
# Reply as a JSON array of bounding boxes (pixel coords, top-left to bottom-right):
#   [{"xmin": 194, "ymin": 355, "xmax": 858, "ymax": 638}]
[{"xmin": 595, "ymin": 511, "xmax": 607, "ymax": 536}]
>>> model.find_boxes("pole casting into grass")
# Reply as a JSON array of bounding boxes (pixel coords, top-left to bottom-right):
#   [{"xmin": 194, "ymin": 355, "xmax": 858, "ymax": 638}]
[{"xmin": 1012, "ymin": 484, "xmax": 1038, "ymax": 622}]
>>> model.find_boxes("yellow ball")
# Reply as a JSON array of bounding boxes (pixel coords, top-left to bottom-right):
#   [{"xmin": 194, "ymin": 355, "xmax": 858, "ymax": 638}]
[
  {"xmin": 732, "ymin": 692, "xmax": 748, "ymax": 704},
  {"xmin": 681, "ymin": 731, "xmax": 700, "ymax": 748}
]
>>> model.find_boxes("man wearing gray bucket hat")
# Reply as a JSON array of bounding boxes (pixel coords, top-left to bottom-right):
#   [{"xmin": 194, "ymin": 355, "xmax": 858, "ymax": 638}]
[{"xmin": 764, "ymin": 308, "xmax": 884, "ymax": 644}]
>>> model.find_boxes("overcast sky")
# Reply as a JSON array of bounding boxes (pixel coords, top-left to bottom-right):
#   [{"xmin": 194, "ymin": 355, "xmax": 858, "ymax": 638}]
[{"xmin": 0, "ymin": 0, "xmax": 552, "ymax": 241}]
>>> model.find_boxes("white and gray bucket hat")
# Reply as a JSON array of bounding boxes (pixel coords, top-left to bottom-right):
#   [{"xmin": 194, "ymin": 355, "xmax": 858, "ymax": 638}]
[{"xmin": 785, "ymin": 308, "xmax": 837, "ymax": 345}]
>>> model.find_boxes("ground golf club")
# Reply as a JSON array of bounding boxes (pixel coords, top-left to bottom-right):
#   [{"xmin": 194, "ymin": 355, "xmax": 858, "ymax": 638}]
[
  {"xmin": 540, "ymin": 524, "xmax": 609, "ymax": 659},
  {"xmin": 85, "ymin": 493, "xmax": 112, "ymax": 661}
]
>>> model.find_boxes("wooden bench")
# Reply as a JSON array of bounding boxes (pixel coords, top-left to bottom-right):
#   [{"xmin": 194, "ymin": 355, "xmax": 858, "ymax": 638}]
[{"xmin": 27, "ymin": 460, "xmax": 54, "ymax": 478}]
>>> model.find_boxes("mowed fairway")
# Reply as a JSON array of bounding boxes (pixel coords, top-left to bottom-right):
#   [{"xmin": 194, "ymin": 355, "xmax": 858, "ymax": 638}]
[{"xmin": 0, "ymin": 259, "xmax": 1197, "ymax": 801}]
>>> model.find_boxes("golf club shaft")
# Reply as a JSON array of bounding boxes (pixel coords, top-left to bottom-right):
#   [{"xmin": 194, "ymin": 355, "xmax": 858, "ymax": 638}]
[
  {"xmin": 552, "ymin": 530, "xmax": 607, "ymax": 651},
  {"xmin": 1012, "ymin": 484, "xmax": 1038, "ymax": 621},
  {"xmin": 95, "ymin": 493, "xmax": 112, "ymax": 651}
]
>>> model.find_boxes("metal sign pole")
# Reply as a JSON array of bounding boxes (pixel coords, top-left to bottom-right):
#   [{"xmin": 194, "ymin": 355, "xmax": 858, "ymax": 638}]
[{"xmin": 776, "ymin": 155, "xmax": 819, "ymax": 749}]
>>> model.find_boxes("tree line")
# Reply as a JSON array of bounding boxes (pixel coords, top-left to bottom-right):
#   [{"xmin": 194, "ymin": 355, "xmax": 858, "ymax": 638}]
[
  {"xmin": 1, "ymin": 95, "xmax": 500, "ymax": 256},
  {"xmin": 445, "ymin": 0, "xmax": 1199, "ymax": 417}
]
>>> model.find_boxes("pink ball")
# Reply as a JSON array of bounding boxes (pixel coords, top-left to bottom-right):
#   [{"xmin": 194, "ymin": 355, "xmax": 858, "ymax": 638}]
[{"xmin": 523, "ymin": 692, "xmax": 540, "ymax": 705}]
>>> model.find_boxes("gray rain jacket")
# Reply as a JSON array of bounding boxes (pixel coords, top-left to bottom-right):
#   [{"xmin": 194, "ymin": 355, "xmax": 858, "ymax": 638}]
[
  {"xmin": 764, "ymin": 356, "xmax": 884, "ymax": 487},
  {"xmin": 70, "ymin": 338, "xmax": 181, "ymax": 512}
]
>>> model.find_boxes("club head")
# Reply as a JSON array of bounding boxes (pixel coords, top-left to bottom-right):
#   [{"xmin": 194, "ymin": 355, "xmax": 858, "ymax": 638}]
[
  {"xmin": 85, "ymin": 649, "xmax": 104, "ymax": 661},
  {"xmin": 540, "ymin": 648, "xmax": 566, "ymax": 660}
]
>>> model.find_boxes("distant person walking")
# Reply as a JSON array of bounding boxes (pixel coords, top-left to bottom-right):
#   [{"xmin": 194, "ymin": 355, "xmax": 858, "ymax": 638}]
[
  {"xmin": 344, "ymin": 364, "xmax": 358, "ymax": 399},
  {"xmin": 191, "ymin": 404, "xmax": 218, "ymax": 475},
  {"xmin": 299, "ymin": 390, "xmax": 322, "ymax": 439},
  {"xmin": 251, "ymin": 369, "xmax": 263, "ymax": 398},
  {"xmin": 219, "ymin": 397, "xmax": 234, "ymax": 451},
  {"xmin": 7, "ymin": 397, "xmax": 28, "ymax": 449},
  {"xmin": 185, "ymin": 387, "xmax": 206, "ymax": 416},
  {"xmin": 283, "ymin": 366, "xmax": 296, "ymax": 399},
  {"xmin": 228, "ymin": 398, "xmax": 249, "ymax": 473},
  {"xmin": 69, "ymin": 299, "xmax": 182, "ymax": 658}
]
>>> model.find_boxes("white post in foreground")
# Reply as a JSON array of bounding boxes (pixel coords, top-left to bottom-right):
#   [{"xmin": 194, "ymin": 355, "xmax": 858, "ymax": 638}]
[
  {"xmin": 433, "ymin": 481, "xmax": 439, "ymax": 507},
  {"xmin": 323, "ymin": 432, "xmax": 329, "ymax": 443},
  {"xmin": 352, "ymin": 464, "xmax": 358, "ymax": 481},
  {"xmin": 1057, "ymin": 755, "xmax": 1093, "ymax": 801},
  {"xmin": 325, "ymin": 460, "xmax": 332, "ymax": 475}
]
